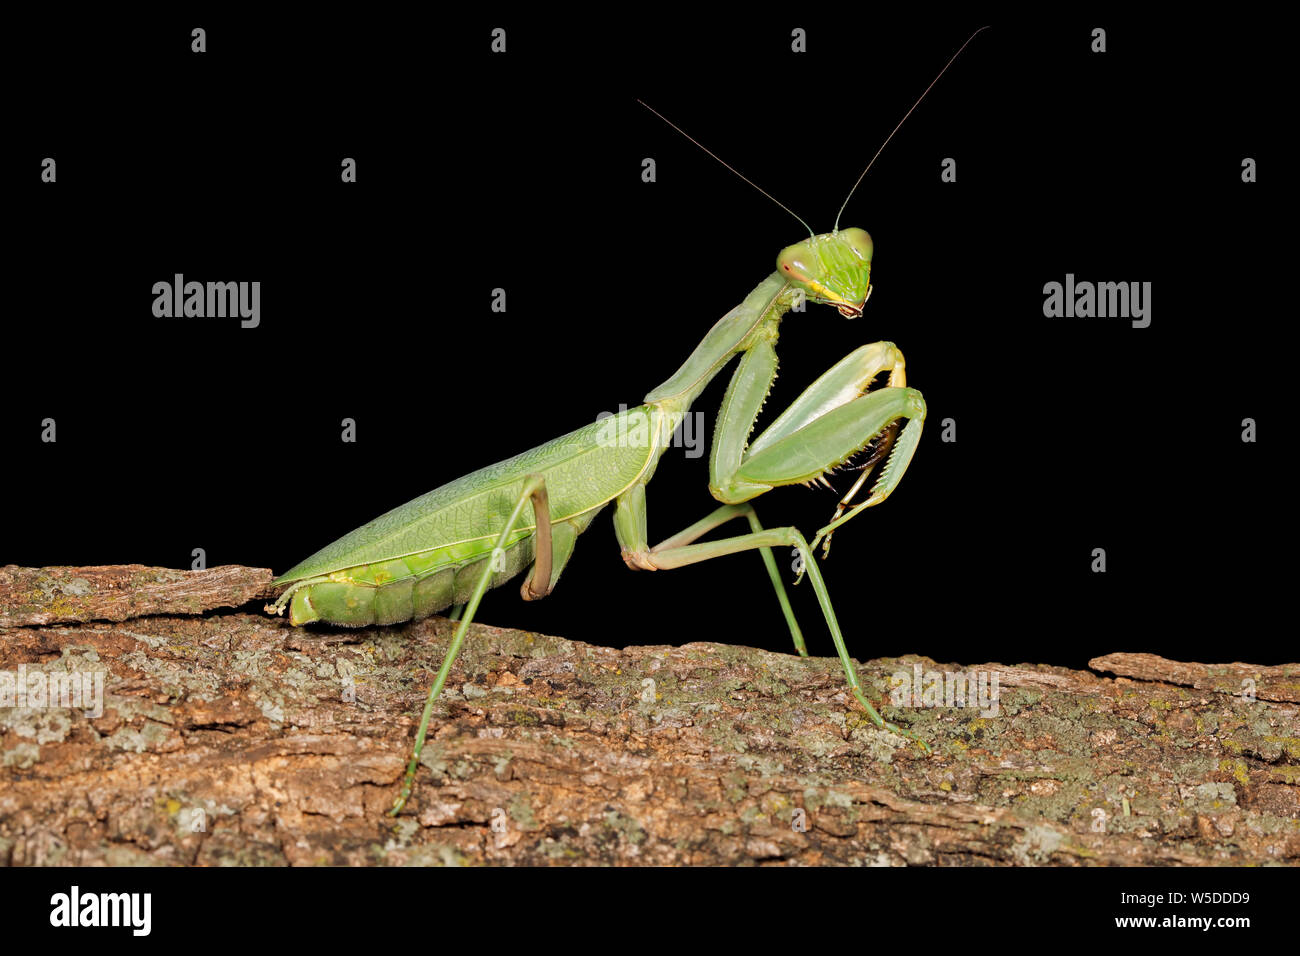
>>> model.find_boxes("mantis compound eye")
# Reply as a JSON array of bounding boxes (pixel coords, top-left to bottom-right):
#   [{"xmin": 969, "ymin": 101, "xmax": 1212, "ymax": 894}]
[
  {"xmin": 839, "ymin": 227, "xmax": 873, "ymax": 262},
  {"xmin": 777, "ymin": 249, "xmax": 810, "ymax": 282}
]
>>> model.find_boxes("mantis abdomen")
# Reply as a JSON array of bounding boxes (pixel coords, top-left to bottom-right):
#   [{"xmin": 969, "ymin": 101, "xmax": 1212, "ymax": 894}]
[
  {"xmin": 271, "ymin": 407, "xmax": 670, "ymax": 626},
  {"xmin": 283, "ymin": 540, "xmax": 540, "ymax": 626}
]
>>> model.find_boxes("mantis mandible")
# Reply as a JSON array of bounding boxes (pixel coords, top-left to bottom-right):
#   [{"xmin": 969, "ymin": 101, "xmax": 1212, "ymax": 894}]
[{"xmin": 268, "ymin": 29, "xmax": 987, "ymax": 816}]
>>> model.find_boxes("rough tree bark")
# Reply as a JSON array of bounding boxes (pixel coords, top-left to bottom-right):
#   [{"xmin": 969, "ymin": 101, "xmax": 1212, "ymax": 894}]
[{"xmin": 1, "ymin": 564, "xmax": 1297, "ymax": 866}]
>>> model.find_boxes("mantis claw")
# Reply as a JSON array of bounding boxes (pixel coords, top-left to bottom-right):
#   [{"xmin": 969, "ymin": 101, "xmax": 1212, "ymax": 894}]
[{"xmin": 851, "ymin": 687, "xmax": 931, "ymax": 754}]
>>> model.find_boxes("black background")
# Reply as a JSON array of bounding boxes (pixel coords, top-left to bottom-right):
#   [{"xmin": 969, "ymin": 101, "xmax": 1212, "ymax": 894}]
[{"xmin": 5, "ymin": 11, "xmax": 1285, "ymax": 674}]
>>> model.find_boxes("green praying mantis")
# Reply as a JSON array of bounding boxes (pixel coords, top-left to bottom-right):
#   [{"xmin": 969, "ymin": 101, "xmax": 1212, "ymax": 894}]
[{"xmin": 268, "ymin": 29, "xmax": 987, "ymax": 816}]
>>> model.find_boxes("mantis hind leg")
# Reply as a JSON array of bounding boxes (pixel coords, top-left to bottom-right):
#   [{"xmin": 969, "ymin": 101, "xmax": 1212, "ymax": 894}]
[{"xmin": 390, "ymin": 473, "xmax": 554, "ymax": 816}]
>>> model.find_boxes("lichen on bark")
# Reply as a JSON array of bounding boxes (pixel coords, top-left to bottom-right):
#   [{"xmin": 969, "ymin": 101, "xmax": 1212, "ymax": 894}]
[{"xmin": 0, "ymin": 565, "xmax": 1297, "ymax": 865}]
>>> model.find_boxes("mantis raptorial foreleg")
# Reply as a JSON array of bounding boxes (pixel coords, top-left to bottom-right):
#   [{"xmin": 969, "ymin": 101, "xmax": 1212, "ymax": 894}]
[
  {"xmin": 807, "ymin": 415, "xmax": 925, "ymax": 558},
  {"xmin": 739, "ymin": 341, "xmax": 910, "ymax": 558},
  {"xmin": 391, "ymin": 474, "xmax": 557, "ymax": 816},
  {"xmin": 704, "ymin": 333, "xmax": 926, "ymax": 580},
  {"xmin": 618, "ymin": 331, "xmax": 930, "ymax": 748},
  {"xmin": 710, "ymin": 338, "xmax": 915, "ymax": 500},
  {"xmin": 744, "ymin": 341, "xmax": 909, "ymax": 459}
]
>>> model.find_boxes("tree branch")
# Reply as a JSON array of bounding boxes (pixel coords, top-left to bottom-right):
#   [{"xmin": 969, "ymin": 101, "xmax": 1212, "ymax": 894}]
[{"xmin": 1, "ymin": 565, "xmax": 1296, "ymax": 865}]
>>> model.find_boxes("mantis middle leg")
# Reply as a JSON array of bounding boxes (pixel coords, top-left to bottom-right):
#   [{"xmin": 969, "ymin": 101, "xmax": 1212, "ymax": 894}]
[
  {"xmin": 619, "ymin": 336, "xmax": 929, "ymax": 747},
  {"xmin": 620, "ymin": 496, "xmax": 807, "ymax": 655},
  {"xmin": 615, "ymin": 488, "xmax": 929, "ymax": 750}
]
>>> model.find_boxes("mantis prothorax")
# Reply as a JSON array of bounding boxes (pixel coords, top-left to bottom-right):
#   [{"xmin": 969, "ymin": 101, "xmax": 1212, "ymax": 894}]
[{"xmin": 268, "ymin": 28, "xmax": 988, "ymax": 816}]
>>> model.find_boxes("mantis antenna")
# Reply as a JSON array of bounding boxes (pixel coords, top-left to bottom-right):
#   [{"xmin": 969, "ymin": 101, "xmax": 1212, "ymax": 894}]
[
  {"xmin": 637, "ymin": 98, "xmax": 816, "ymax": 239},
  {"xmin": 834, "ymin": 25, "xmax": 991, "ymax": 232}
]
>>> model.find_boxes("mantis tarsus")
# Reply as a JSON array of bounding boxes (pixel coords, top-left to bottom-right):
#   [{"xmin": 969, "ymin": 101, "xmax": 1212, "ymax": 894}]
[{"xmin": 268, "ymin": 28, "xmax": 987, "ymax": 816}]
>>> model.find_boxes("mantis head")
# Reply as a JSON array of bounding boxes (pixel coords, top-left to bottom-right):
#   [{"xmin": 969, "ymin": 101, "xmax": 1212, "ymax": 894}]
[
  {"xmin": 641, "ymin": 28, "xmax": 985, "ymax": 323},
  {"xmin": 777, "ymin": 228, "xmax": 873, "ymax": 318}
]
